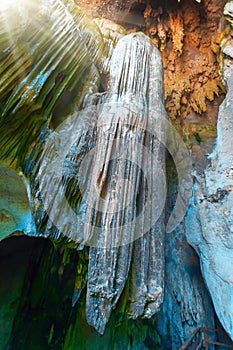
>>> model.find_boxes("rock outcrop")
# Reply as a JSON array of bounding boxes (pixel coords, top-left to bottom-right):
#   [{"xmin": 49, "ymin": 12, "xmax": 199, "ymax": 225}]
[
  {"xmin": 158, "ymin": 223, "xmax": 215, "ymax": 349},
  {"xmin": 0, "ymin": 0, "xmax": 169, "ymax": 337},
  {"xmin": 185, "ymin": 1, "xmax": 233, "ymax": 340},
  {"xmin": 0, "ymin": 165, "xmax": 35, "ymax": 241}
]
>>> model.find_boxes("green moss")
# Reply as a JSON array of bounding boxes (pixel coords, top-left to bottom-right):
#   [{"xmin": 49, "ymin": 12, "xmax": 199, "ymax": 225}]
[
  {"xmin": 0, "ymin": 234, "xmax": 163, "ymax": 350},
  {"xmin": 64, "ymin": 304, "xmax": 162, "ymax": 350},
  {"xmin": 48, "ymin": 324, "xmax": 54, "ymax": 346},
  {"xmin": 194, "ymin": 132, "xmax": 202, "ymax": 144},
  {"xmin": 64, "ymin": 282, "xmax": 162, "ymax": 350},
  {"xmin": 62, "ymin": 248, "xmax": 71, "ymax": 266},
  {"xmin": 52, "ymin": 237, "xmax": 79, "ymax": 251},
  {"xmin": 0, "ymin": 0, "xmax": 101, "ymax": 167}
]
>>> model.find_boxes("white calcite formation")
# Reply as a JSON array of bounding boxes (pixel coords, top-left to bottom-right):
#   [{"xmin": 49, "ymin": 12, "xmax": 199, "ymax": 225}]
[
  {"xmin": 33, "ymin": 31, "xmax": 167, "ymax": 334},
  {"xmin": 85, "ymin": 33, "xmax": 167, "ymax": 333}
]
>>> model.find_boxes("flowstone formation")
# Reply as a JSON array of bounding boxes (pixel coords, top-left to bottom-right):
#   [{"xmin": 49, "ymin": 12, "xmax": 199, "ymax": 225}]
[
  {"xmin": 185, "ymin": 2, "xmax": 233, "ymax": 341},
  {"xmin": 84, "ymin": 34, "xmax": 167, "ymax": 333},
  {"xmin": 30, "ymin": 31, "xmax": 167, "ymax": 334}
]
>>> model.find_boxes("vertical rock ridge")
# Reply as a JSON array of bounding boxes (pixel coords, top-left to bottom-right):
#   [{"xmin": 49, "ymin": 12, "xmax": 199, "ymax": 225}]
[
  {"xmin": 85, "ymin": 33, "xmax": 166, "ymax": 333},
  {"xmin": 185, "ymin": 2, "xmax": 233, "ymax": 341}
]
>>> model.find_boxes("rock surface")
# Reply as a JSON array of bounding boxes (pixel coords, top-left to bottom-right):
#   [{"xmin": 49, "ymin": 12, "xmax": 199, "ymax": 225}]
[
  {"xmin": 185, "ymin": 2, "xmax": 233, "ymax": 340},
  {"xmin": 75, "ymin": 0, "xmax": 226, "ymax": 138},
  {"xmin": 0, "ymin": 165, "xmax": 35, "ymax": 241},
  {"xmin": 157, "ymin": 157, "xmax": 215, "ymax": 349}
]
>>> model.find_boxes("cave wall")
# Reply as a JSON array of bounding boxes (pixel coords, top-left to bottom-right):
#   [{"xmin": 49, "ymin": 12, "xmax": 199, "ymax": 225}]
[
  {"xmin": 185, "ymin": 1, "xmax": 233, "ymax": 341},
  {"xmin": 76, "ymin": 0, "xmax": 227, "ymax": 131}
]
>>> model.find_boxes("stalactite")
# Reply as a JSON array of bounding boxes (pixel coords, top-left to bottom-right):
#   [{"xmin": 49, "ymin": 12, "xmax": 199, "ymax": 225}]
[
  {"xmin": 84, "ymin": 33, "xmax": 166, "ymax": 333},
  {"xmin": 31, "ymin": 32, "xmax": 167, "ymax": 333}
]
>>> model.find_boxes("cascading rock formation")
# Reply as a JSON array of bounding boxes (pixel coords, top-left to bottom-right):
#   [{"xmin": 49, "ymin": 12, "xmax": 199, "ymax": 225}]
[{"xmin": 36, "ymin": 32, "xmax": 167, "ymax": 333}]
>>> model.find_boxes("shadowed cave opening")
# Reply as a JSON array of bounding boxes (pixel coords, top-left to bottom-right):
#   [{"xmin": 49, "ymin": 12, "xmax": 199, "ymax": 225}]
[
  {"xmin": 0, "ymin": 236, "xmax": 163, "ymax": 349},
  {"xmin": 1, "ymin": 234, "xmax": 232, "ymax": 349}
]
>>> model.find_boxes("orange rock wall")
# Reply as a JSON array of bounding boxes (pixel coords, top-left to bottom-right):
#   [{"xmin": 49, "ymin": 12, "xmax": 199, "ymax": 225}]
[{"xmin": 76, "ymin": 0, "xmax": 228, "ymax": 138}]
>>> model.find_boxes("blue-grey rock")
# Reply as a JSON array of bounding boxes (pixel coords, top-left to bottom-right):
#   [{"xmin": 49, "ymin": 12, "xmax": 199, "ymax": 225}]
[
  {"xmin": 185, "ymin": 4, "xmax": 233, "ymax": 339},
  {"xmin": 0, "ymin": 165, "xmax": 35, "ymax": 241},
  {"xmin": 157, "ymin": 223, "xmax": 215, "ymax": 349}
]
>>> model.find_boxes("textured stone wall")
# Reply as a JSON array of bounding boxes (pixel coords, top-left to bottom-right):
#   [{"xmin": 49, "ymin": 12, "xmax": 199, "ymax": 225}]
[
  {"xmin": 185, "ymin": 1, "xmax": 233, "ymax": 341},
  {"xmin": 75, "ymin": 0, "xmax": 227, "ymax": 135}
]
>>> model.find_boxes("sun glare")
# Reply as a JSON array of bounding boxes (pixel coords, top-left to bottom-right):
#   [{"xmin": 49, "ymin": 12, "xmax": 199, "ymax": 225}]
[{"xmin": 0, "ymin": 0, "xmax": 16, "ymax": 11}]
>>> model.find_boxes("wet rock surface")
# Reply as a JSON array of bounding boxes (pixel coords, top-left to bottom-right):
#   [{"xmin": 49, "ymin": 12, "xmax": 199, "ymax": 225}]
[
  {"xmin": 155, "ymin": 156, "xmax": 215, "ymax": 349},
  {"xmin": 0, "ymin": 165, "xmax": 35, "ymax": 240}
]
